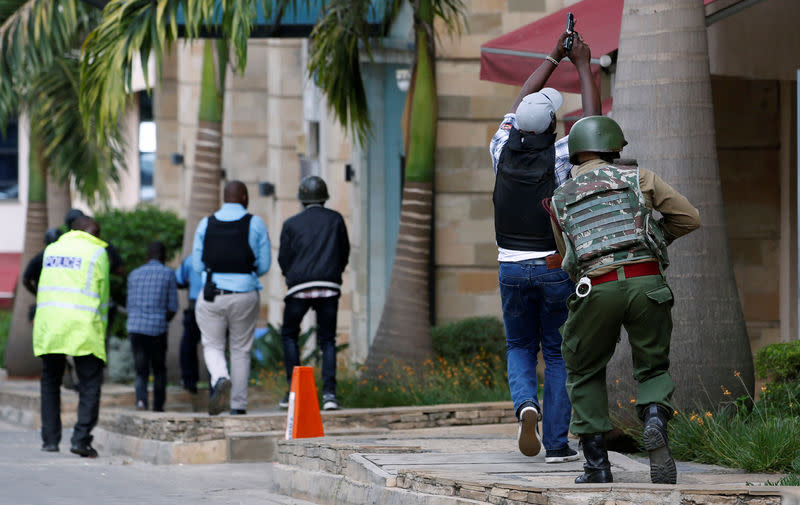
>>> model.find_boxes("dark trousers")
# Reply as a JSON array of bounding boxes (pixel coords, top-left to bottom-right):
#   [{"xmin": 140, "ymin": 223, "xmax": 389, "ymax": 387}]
[
  {"xmin": 40, "ymin": 354, "xmax": 104, "ymax": 447},
  {"xmin": 129, "ymin": 332, "xmax": 168, "ymax": 411},
  {"xmin": 281, "ymin": 296, "xmax": 339, "ymax": 396},
  {"xmin": 179, "ymin": 307, "xmax": 202, "ymax": 392}
]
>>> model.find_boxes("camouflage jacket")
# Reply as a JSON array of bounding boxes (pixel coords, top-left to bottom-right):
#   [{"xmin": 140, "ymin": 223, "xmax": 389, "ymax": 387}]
[{"xmin": 551, "ymin": 163, "xmax": 670, "ymax": 279}]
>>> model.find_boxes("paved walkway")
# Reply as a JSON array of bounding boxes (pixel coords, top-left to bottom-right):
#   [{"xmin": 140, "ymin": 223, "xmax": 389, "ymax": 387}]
[
  {"xmin": 2, "ymin": 377, "xmax": 799, "ymax": 504},
  {"xmin": 0, "ymin": 419, "xmax": 320, "ymax": 505}
]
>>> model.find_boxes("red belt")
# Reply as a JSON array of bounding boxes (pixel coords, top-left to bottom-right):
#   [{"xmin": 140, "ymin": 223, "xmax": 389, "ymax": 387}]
[{"xmin": 590, "ymin": 262, "xmax": 661, "ymax": 286}]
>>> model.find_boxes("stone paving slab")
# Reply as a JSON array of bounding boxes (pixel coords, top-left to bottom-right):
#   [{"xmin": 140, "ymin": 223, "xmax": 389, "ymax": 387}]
[{"xmin": 273, "ymin": 424, "xmax": 793, "ymax": 505}]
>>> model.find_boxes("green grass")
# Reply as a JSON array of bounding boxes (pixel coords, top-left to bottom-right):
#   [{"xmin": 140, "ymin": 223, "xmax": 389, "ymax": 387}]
[
  {"xmin": 668, "ymin": 407, "xmax": 800, "ymax": 473},
  {"xmin": 253, "ymin": 353, "xmax": 511, "ymax": 408},
  {"xmin": 0, "ymin": 309, "xmax": 11, "ymax": 369}
]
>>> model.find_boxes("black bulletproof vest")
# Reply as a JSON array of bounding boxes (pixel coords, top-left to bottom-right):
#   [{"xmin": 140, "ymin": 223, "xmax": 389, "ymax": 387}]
[
  {"xmin": 201, "ymin": 214, "xmax": 256, "ymax": 273},
  {"xmin": 493, "ymin": 128, "xmax": 558, "ymax": 251}
]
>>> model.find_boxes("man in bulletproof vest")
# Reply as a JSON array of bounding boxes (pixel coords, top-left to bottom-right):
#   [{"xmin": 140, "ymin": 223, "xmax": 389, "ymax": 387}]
[
  {"xmin": 192, "ymin": 180, "xmax": 271, "ymax": 415},
  {"xmin": 488, "ymin": 30, "xmax": 600, "ymax": 464},
  {"xmin": 547, "ymin": 116, "xmax": 700, "ymax": 484},
  {"xmin": 278, "ymin": 175, "xmax": 350, "ymax": 411}
]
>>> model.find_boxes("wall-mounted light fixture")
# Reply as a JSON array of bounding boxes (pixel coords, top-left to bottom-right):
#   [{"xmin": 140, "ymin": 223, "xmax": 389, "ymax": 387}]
[
  {"xmin": 170, "ymin": 152, "xmax": 184, "ymax": 166},
  {"xmin": 258, "ymin": 182, "xmax": 276, "ymax": 197},
  {"xmin": 395, "ymin": 68, "xmax": 411, "ymax": 92}
]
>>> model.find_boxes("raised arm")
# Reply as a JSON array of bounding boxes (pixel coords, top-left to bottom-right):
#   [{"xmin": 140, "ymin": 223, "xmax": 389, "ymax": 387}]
[
  {"xmin": 568, "ymin": 34, "xmax": 601, "ymax": 116},
  {"xmin": 509, "ymin": 32, "xmax": 570, "ymax": 113}
]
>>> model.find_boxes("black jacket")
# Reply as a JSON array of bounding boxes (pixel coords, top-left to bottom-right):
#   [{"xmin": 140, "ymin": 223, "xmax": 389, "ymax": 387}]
[{"xmin": 278, "ymin": 205, "xmax": 350, "ymax": 296}]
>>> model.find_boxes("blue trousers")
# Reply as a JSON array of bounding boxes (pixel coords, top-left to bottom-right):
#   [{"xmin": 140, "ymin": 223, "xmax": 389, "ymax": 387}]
[{"xmin": 499, "ymin": 259, "xmax": 574, "ymax": 451}]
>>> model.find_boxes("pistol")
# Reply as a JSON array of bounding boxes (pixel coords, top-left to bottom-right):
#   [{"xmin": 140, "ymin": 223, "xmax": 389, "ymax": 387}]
[{"xmin": 563, "ymin": 12, "xmax": 575, "ymax": 55}]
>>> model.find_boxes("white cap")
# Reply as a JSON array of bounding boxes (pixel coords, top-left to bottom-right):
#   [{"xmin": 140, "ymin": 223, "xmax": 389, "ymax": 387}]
[{"xmin": 515, "ymin": 88, "xmax": 563, "ymax": 134}]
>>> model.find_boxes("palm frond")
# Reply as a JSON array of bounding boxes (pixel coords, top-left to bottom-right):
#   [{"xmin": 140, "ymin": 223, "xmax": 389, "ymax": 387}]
[
  {"xmin": 308, "ymin": 0, "xmax": 397, "ymax": 144},
  {"xmin": 80, "ymin": 0, "xmax": 269, "ymax": 140},
  {"xmin": 429, "ymin": 0, "xmax": 466, "ymax": 36},
  {"xmin": 26, "ymin": 56, "xmax": 124, "ymax": 204},
  {"xmin": 0, "ymin": 0, "xmax": 99, "ymax": 130}
]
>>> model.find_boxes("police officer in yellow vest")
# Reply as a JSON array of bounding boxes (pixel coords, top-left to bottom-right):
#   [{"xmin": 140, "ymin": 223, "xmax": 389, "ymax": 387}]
[
  {"xmin": 33, "ymin": 216, "xmax": 109, "ymax": 458},
  {"xmin": 548, "ymin": 116, "xmax": 700, "ymax": 485}
]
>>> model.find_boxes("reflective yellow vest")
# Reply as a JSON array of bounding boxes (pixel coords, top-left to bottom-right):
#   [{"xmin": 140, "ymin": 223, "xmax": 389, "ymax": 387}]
[{"xmin": 33, "ymin": 230, "xmax": 110, "ymax": 362}]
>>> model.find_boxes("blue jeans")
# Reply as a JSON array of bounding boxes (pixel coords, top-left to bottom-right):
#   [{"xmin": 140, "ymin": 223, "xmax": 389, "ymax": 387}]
[{"xmin": 499, "ymin": 259, "xmax": 574, "ymax": 451}]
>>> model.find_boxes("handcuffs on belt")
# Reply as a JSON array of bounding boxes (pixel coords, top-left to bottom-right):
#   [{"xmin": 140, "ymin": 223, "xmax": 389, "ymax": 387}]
[{"xmin": 575, "ymin": 276, "xmax": 592, "ymax": 298}]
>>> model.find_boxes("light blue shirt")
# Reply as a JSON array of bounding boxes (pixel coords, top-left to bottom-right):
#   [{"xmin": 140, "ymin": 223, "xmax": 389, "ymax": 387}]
[
  {"xmin": 175, "ymin": 256, "xmax": 202, "ymax": 301},
  {"xmin": 192, "ymin": 203, "xmax": 271, "ymax": 292}
]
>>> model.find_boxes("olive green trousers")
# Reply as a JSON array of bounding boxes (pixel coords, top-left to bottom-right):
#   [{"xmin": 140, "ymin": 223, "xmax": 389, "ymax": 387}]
[{"xmin": 560, "ymin": 272, "xmax": 675, "ymax": 435}]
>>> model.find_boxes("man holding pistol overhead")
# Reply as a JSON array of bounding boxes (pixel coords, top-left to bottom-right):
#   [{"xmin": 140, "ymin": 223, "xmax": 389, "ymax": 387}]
[{"xmin": 489, "ymin": 29, "xmax": 600, "ymax": 463}]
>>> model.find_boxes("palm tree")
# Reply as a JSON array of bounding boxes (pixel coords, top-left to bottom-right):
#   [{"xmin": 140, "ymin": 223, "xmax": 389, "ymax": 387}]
[
  {"xmin": 0, "ymin": 0, "xmax": 125, "ymax": 376},
  {"xmin": 80, "ymin": 0, "xmax": 466, "ymax": 370},
  {"xmin": 309, "ymin": 0, "xmax": 464, "ymax": 370},
  {"xmin": 606, "ymin": 0, "xmax": 754, "ymax": 413},
  {"xmin": 79, "ymin": 1, "xmax": 263, "ymax": 256}
]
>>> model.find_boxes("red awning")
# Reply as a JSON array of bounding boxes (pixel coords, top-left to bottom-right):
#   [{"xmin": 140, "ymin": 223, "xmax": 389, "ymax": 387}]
[
  {"xmin": 0, "ymin": 252, "xmax": 22, "ymax": 309},
  {"xmin": 563, "ymin": 97, "xmax": 614, "ymax": 133},
  {"xmin": 481, "ymin": 0, "xmax": 731, "ymax": 93},
  {"xmin": 480, "ymin": 0, "xmax": 623, "ymax": 94}
]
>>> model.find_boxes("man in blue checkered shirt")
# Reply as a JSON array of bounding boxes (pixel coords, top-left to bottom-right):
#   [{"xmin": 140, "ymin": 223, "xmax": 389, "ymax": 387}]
[
  {"xmin": 489, "ymin": 31, "xmax": 601, "ymax": 465},
  {"xmin": 126, "ymin": 242, "xmax": 178, "ymax": 411}
]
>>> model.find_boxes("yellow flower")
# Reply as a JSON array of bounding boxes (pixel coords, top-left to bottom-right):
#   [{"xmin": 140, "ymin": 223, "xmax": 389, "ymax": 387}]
[
  {"xmin": 734, "ymin": 370, "xmax": 741, "ymax": 377},
  {"xmin": 673, "ymin": 410, "xmax": 679, "ymax": 417},
  {"xmin": 761, "ymin": 385, "xmax": 768, "ymax": 392},
  {"xmin": 705, "ymin": 412, "xmax": 712, "ymax": 418},
  {"xmin": 690, "ymin": 414, "xmax": 697, "ymax": 421},
  {"xmin": 629, "ymin": 398, "xmax": 636, "ymax": 404},
  {"xmin": 697, "ymin": 418, "xmax": 704, "ymax": 426},
  {"xmin": 617, "ymin": 401, "xmax": 623, "ymax": 409}
]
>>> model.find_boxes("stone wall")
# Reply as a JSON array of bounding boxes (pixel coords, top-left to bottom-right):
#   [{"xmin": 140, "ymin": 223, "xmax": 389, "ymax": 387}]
[{"xmin": 713, "ymin": 76, "xmax": 796, "ymax": 352}]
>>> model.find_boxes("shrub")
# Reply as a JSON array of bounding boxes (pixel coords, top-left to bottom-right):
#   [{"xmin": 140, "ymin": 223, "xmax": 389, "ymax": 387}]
[
  {"xmin": 755, "ymin": 340, "xmax": 800, "ymax": 382},
  {"xmin": 106, "ymin": 335, "xmax": 135, "ymax": 383},
  {"xmin": 432, "ymin": 317, "xmax": 506, "ymax": 364},
  {"xmin": 0, "ymin": 309, "xmax": 10, "ymax": 368},
  {"xmin": 250, "ymin": 323, "xmax": 348, "ymax": 379},
  {"xmin": 94, "ymin": 205, "xmax": 184, "ymax": 338}
]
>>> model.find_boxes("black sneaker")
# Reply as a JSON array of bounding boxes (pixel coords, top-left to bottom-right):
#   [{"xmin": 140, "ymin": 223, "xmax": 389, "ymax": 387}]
[
  {"xmin": 322, "ymin": 393, "xmax": 340, "ymax": 411},
  {"xmin": 278, "ymin": 392, "xmax": 290, "ymax": 409},
  {"xmin": 208, "ymin": 378, "xmax": 231, "ymax": 416},
  {"xmin": 230, "ymin": 409, "xmax": 247, "ymax": 415},
  {"xmin": 41, "ymin": 444, "xmax": 59, "ymax": 452},
  {"xmin": 70, "ymin": 444, "xmax": 98, "ymax": 458},
  {"xmin": 545, "ymin": 445, "xmax": 580, "ymax": 463},
  {"xmin": 517, "ymin": 404, "xmax": 542, "ymax": 457}
]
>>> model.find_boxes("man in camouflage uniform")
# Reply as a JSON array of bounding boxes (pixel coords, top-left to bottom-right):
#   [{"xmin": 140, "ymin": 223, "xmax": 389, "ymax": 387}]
[{"xmin": 547, "ymin": 116, "xmax": 700, "ymax": 484}]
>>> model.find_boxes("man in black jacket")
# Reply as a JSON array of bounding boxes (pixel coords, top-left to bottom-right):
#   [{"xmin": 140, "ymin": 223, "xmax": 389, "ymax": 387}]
[{"xmin": 278, "ymin": 175, "xmax": 350, "ymax": 411}]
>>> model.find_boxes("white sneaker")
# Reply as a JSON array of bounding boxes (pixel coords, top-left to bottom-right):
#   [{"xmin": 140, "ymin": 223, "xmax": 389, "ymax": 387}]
[
  {"xmin": 517, "ymin": 405, "xmax": 542, "ymax": 457},
  {"xmin": 322, "ymin": 393, "xmax": 340, "ymax": 411}
]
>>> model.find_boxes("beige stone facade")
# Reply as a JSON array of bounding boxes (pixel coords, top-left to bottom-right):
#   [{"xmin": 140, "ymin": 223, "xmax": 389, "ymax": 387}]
[{"xmin": 149, "ymin": 0, "xmax": 800, "ymax": 372}]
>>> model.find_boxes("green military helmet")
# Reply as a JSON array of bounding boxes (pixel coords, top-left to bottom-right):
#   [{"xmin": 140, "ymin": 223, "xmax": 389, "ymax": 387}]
[
  {"xmin": 298, "ymin": 175, "xmax": 329, "ymax": 204},
  {"xmin": 567, "ymin": 115, "xmax": 628, "ymax": 165}
]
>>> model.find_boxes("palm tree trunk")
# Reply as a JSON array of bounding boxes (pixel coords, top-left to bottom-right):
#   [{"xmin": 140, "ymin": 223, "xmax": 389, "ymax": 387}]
[
  {"xmin": 5, "ymin": 138, "xmax": 48, "ymax": 377},
  {"xmin": 46, "ymin": 172, "xmax": 71, "ymax": 229},
  {"xmin": 366, "ymin": 0, "xmax": 437, "ymax": 370},
  {"xmin": 607, "ymin": 0, "xmax": 754, "ymax": 413},
  {"xmin": 181, "ymin": 40, "xmax": 227, "ymax": 256}
]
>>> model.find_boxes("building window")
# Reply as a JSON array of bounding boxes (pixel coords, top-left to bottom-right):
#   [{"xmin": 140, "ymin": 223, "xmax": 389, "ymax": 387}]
[
  {"xmin": 0, "ymin": 118, "xmax": 19, "ymax": 200},
  {"xmin": 138, "ymin": 92, "xmax": 156, "ymax": 201}
]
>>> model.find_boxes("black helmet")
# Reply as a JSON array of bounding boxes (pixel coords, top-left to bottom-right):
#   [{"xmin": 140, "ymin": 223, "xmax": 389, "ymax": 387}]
[
  {"xmin": 65, "ymin": 208, "xmax": 86, "ymax": 229},
  {"xmin": 298, "ymin": 175, "xmax": 329, "ymax": 204},
  {"xmin": 44, "ymin": 228, "xmax": 62, "ymax": 245},
  {"xmin": 567, "ymin": 116, "xmax": 628, "ymax": 165}
]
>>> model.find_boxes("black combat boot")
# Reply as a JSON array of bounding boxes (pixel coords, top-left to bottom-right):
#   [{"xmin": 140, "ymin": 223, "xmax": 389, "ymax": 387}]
[
  {"xmin": 574, "ymin": 433, "xmax": 613, "ymax": 483},
  {"xmin": 642, "ymin": 403, "xmax": 677, "ymax": 484}
]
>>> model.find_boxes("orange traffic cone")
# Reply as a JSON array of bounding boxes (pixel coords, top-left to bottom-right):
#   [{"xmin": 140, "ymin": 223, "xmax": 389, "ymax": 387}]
[{"xmin": 284, "ymin": 366, "xmax": 325, "ymax": 440}]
